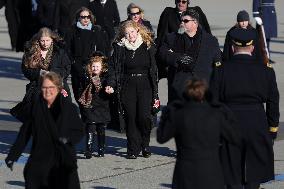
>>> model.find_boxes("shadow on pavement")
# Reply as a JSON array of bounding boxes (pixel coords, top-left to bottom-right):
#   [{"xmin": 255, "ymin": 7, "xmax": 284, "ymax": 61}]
[
  {"xmin": 0, "ymin": 56, "xmax": 25, "ymax": 80},
  {"xmin": 93, "ymin": 187, "xmax": 116, "ymax": 189},
  {"xmin": 6, "ymin": 181, "xmax": 25, "ymax": 187},
  {"xmin": 160, "ymin": 183, "xmax": 172, "ymax": 188}
]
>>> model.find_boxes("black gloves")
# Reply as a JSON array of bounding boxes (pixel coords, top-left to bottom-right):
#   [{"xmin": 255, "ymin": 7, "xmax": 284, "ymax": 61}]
[
  {"xmin": 177, "ymin": 55, "xmax": 195, "ymax": 72},
  {"xmin": 5, "ymin": 158, "xmax": 14, "ymax": 171}
]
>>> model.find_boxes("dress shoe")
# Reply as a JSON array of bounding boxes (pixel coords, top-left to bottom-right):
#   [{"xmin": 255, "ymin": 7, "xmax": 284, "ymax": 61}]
[
  {"xmin": 126, "ymin": 154, "xmax": 137, "ymax": 159},
  {"xmin": 84, "ymin": 151, "xmax": 92, "ymax": 159},
  {"xmin": 142, "ymin": 148, "xmax": 151, "ymax": 158},
  {"xmin": 98, "ymin": 148, "xmax": 105, "ymax": 157}
]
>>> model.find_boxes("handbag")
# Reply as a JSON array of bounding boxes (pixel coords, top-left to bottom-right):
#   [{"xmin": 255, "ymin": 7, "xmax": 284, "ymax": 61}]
[{"xmin": 10, "ymin": 82, "xmax": 37, "ymax": 122}]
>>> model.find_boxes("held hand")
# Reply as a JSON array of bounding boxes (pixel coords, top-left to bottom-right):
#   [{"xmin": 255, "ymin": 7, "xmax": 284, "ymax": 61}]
[
  {"xmin": 105, "ymin": 86, "xmax": 114, "ymax": 94},
  {"xmin": 5, "ymin": 159, "xmax": 14, "ymax": 171},
  {"xmin": 254, "ymin": 17, "xmax": 263, "ymax": 25},
  {"xmin": 59, "ymin": 137, "xmax": 68, "ymax": 144}
]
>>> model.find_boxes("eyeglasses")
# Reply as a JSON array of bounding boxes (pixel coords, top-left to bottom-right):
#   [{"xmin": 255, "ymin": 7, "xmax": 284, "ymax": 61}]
[
  {"xmin": 41, "ymin": 86, "xmax": 57, "ymax": 90},
  {"xmin": 80, "ymin": 15, "xmax": 91, "ymax": 19},
  {"xmin": 129, "ymin": 11, "xmax": 141, "ymax": 16},
  {"xmin": 181, "ymin": 19, "xmax": 195, "ymax": 23},
  {"xmin": 177, "ymin": 0, "xmax": 187, "ymax": 4}
]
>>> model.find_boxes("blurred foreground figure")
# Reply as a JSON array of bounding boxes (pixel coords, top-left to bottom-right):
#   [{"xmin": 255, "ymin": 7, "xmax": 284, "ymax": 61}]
[{"xmin": 157, "ymin": 78, "xmax": 240, "ymax": 189}]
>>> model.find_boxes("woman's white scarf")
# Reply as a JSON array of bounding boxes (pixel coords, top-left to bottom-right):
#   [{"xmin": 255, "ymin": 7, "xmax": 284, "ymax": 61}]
[{"xmin": 119, "ymin": 34, "xmax": 143, "ymax": 51}]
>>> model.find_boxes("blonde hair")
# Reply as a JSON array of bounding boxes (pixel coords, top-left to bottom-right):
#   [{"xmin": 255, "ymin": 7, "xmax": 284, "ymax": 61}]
[
  {"xmin": 114, "ymin": 20, "xmax": 153, "ymax": 47},
  {"xmin": 127, "ymin": 3, "xmax": 145, "ymax": 19},
  {"xmin": 86, "ymin": 56, "xmax": 108, "ymax": 77}
]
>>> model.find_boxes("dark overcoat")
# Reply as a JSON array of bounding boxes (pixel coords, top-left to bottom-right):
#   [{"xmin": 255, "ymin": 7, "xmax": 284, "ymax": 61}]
[
  {"xmin": 37, "ymin": 0, "xmax": 57, "ymax": 29},
  {"xmin": 65, "ymin": 25, "xmax": 108, "ymax": 101},
  {"xmin": 253, "ymin": 0, "xmax": 277, "ymax": 38},
  {"xmin": 14, "ymin": 0, "xmax": 40, "ymax": 52},
  {"xmin": 88, "ymin": 0, "xmax": 120, "ymax": 41},
  {"xmin": 157, "ymin": 100, "xmax": 240, "ymax": 189},
  {"xmin": 158, "ymin": 30, "xmax": 221, "ymax": 101},
  {"xmin": 6, "ymin": 93, "xmax": 84, "ymax": 189},
  {"xmin": 79, "ymin": 71, "xmax": 116, "ymax": 124},
  {"xmin": 213, "ymin": 54, "xmax": 279, "ymax": 184},
  {"xmin": 22, "ymin": 43, "xmax": 71, "ymax": 97}
]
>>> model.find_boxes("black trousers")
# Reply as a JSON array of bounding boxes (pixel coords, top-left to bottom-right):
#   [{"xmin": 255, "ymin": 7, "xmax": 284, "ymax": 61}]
[{"xmin": 122, "ymin": 76, "xmax": 153, "ymax": 155}]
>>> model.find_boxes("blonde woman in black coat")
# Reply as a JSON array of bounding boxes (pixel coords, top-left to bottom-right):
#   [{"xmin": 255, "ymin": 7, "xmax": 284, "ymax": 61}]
[
  {"xmin": 5, "ymin": 72, "xmax": 84, "ymax": 189},
  {"xmin": 110, "ymin": 20, "xmax": 159, "ymax": 159},
  {"xmin": 157, "ymin": 78, "xmax": 240, "ymax": 189}
]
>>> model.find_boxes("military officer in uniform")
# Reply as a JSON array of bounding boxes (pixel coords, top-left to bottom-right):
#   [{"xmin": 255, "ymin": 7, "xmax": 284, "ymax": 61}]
[
  {"xmin": 213, "ymin": 28, "xmax": 279, "ymax": 189},
  {"xmin": 253, "ymin": 0, "xmax": 277, "ymax": 63}
]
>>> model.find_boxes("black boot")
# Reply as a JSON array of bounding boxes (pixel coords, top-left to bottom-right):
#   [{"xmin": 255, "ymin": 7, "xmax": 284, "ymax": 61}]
[
  {"xmin": 142, "ymin": 147, "xmax": 151, "ymax": 158},
  {"xmin": 97, "ymin": 125, "xmax": 106, "ymax": 157},
  {"xmin": 85, "ymin": 132, "xmax": 94, "ymax": 159}
]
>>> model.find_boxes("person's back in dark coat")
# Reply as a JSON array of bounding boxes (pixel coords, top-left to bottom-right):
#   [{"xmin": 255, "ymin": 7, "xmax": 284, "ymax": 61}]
[
  {"xmin": 157, "ymin": 79, "xmax": 240, "ymax": 189},
  {"xmin": 37, "ymin": 0, "xmax": 57, "ymax": 29}
]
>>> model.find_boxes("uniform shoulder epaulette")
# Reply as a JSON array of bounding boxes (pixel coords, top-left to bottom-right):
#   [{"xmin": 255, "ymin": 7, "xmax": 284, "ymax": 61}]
[
  {"xmin": 266, "ymin": 63, "xmax": 273, "ymax": 68},
  {"xmin": 215, "ymin": 62, "xmax": 222, "ymax": 67}
]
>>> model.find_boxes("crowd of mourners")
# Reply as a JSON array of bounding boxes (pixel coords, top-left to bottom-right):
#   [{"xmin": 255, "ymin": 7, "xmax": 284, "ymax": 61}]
[{"xmin": 1, "ymin": 0, "xmax": 280, "ymax": 189}]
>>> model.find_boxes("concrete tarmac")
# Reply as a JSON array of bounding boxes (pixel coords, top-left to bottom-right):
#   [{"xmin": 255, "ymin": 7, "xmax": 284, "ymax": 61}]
[{"xmin": 0, "ymin": 0, "xmax": 284, "ymax": 188}]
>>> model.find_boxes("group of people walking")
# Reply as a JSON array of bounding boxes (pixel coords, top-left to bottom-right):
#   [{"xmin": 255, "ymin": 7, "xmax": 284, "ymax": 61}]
[{"xmin": 3, "ymin": 0, "xmax": 280, "ymax": 189}]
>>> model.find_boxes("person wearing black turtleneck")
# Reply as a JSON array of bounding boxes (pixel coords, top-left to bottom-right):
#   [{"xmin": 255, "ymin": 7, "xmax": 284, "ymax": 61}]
[{"xmin": 65, "ymin": 7, "xmax": 108, "ymax": 103}]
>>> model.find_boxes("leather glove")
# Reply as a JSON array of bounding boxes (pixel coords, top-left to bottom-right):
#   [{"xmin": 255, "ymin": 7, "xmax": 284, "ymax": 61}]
[
  {"xmin": 254, "ymin": 17, "xmax": 263, "ymax": 25},
  {"xmin": 59, "ymin": 137, "xmax": 68, "ymax": 144},
  {"xmin": 177, "ymin": 55, "xmax": 195, "ymax": 72},
  {"xmin": 5, "ymin": 158, "xmax": 14, "ymax": 171}
]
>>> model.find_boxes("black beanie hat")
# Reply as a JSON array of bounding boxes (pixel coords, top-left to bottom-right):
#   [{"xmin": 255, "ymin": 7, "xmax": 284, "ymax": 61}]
[{"xmin": 237, "ymin": 10, "xmax": 250, "ymax": 22}]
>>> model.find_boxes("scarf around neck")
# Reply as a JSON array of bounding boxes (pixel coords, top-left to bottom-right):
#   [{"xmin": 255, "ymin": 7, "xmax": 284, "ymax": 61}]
[
  {"xmin": 119, "ymin": 33, "xmax": 143, "ymax": 51},
  {"xmin": 76, "ymin": 21, "xmax": 92, "ymax": 30}
]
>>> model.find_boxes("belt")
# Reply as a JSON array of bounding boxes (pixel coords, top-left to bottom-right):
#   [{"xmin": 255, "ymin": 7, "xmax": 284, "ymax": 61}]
[
  {"xmin": 128, "ymin": 73, "xmax": 148, "ymax": 77},
  {"xmin": 261, "ymin": 3, "xmax": 275, "ymax": 6}
]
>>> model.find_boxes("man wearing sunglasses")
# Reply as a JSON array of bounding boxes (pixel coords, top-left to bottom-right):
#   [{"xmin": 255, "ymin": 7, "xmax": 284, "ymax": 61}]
[
  {"xmin": 156, "ymin": 0, "xmax": 211, "ymax": 80},
  {"xmin": 157, "ymin": 9, "xmax": 221, "ymax": 102}
]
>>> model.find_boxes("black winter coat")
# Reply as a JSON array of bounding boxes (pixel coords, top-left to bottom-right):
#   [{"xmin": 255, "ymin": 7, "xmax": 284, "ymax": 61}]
[
  {"xmin": 37, "ymin": 0, "xmax": 57, "ymax": 29},
  {"xmin": 80, "ymin": 71, "xmax": 116, "ymax": 124},
  {"xmin": 213, "ymin": 54, "xmax": 279, "ymax": 184},
  {"xmin": 110, "ymin": 43, "xmax": 158, "ymax": 100},
  {"xmin": 66, "ymin": 25, "xmax": 108, "ymax": 101},
  {"xmin": 6, "ymin": 93, "xmax": 84, "ymax": 189},
  {"xmin": 22, "ymin": 43, "xmax": 71, "ymax": 97},
  {"xmin": 157, "ymin": 100, "xmax": 240, "ymax": 189},
  {"xmin": 89, "ymin": 0, "xmax": 120, "ymax": 41},
  {"xmin": 158, "ymin": 30, "xmax": 221, "ymax": 101}
]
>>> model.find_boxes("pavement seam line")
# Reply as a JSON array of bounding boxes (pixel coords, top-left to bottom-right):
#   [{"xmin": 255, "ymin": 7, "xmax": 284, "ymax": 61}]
[{"xmin": 80, "ymin": 160, "xmax": 175, "ymax": 183}]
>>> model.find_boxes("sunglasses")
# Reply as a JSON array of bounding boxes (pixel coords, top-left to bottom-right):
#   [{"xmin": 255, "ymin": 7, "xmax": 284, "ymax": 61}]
[
  {"xmin": 177, "ymin": 0, "xmax": 187, "ymax": 4},
  {"xmin": 80, "ymin": 15, "xmax": 91, "ymax": 19},
  {"xmin": 181, "ymin": 19, "xmax": 195, "ymax": 23},
  {"xmin": 129, "ymin": 11, "xmax": 141, "ymax": 16}
]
